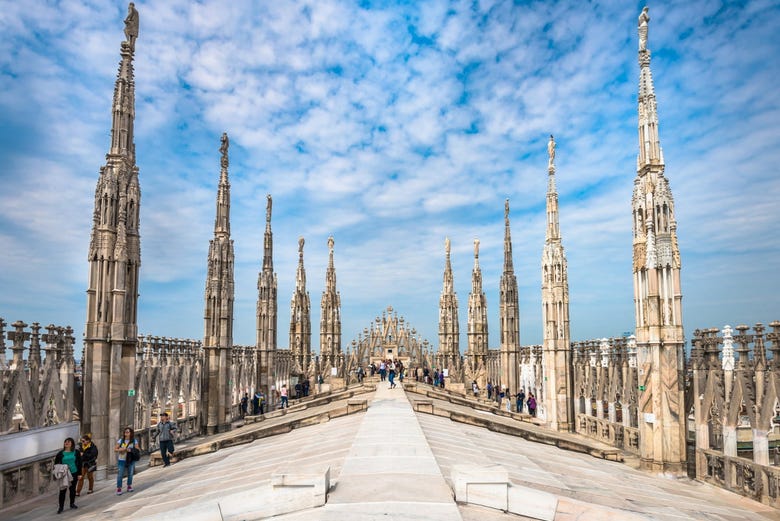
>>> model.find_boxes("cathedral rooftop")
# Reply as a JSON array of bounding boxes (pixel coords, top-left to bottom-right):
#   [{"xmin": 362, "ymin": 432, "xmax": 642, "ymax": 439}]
[{"xmin": 3, "ymin": 382, "xmax": 775, "ymax": 520}]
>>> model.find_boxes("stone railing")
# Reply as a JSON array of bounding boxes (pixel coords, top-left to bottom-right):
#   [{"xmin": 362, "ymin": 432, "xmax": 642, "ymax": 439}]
[
  {"xmin": 698, "ymin": 448, "xmax": 780, "ymax": 508},
  {"xmin": 575, "ymin": 413, "xmax": 639, "ymax": 455}
]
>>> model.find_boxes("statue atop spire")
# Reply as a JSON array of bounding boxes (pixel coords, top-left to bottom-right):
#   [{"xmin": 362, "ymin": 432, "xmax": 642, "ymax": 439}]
[
  {"xmin": 266, "ymin": 194, "xmax": 272, "ymax": 223},
  {"xmin": 548, "ymin": 134, "xmax": 556, "ymax": 169},
  {"xmin": 473, "ymin": 238, "xmax": 480, "ymax": 260},
  {"xmin": 638, "ymin": 7, "xmax": 650, "ymax": 52},
  {"xmin": 220, "ymin": 132, "xmax": 229, "ymax": 170},
  {"xmin": 504, "ymin": 199, "xmax": 510, "ymax": 222},
  {"xmin": 124, "ymin": 3, "xmax": 139, "ymax": 51},
  {"xmin": 445, "ymin": 236, "xmax": 451, "ymax": 256},
  {"xmin": 298, "ymin": 236, "xmax": 305, "ymax": 257}
]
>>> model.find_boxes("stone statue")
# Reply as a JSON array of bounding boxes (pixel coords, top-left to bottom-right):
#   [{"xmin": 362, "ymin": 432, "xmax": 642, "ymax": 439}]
[
  {"xmin": 124, "ymin": 3, "xmax": 139, "ymax": 48},
  {"xmin": 474, "ymin": 238, "xmax": 480, "ymax": 258},
  {"xmin": 266, "ymin": 194, "xmax": 272, "ymax": 222},
  {"xmin": 505, "ymin": 199, "xmax": 510, "ymax": 222},
  {"xmin": 638, "ymin": 7, "xmax": 650, "ymax": 52},
  {"xmin": 445, "ymin": 237, "xmax": 451, "ymax": 255},
  {"xmin": 548, "ymin": 134, "xmax": 555, "ymax": 167},
  {"xmin": 220, "ymin": 132, "xmax": 229, "ymax": 169},
  {"xmin": 298, "ymin": 236, "xmax": 305, "ymax": 254},
  {"xmin": 328, "ymin": 236, "xmax": 334, "ymax": 251}
]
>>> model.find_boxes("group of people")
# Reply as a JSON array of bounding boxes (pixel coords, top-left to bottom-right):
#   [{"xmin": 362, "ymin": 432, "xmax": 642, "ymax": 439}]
[
  {"xmin": 481, "ymin": 382, "xmax": 537, "ymax": 416},
  {"xmin": 370, "ymin": 359, "xmax": 406, "ymax": 388},
  {"xmin": 53, "ymin": 412, "xmax": 178, "ymax": 513}
]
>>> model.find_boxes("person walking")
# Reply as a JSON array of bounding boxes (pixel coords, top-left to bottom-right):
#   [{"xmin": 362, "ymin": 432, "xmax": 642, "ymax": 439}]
[
  {"xmin": 257, "ymin": 390, "xmax": 266, "ymax": 414},
  {"xmin": 487, "ymin": 381, "xmax": 493, "ymax": 400},
  {"xmin": 252, "ymin": 391, "xmax": 260, "ymax": 415},
  {"xmin": 528, "ymin": 393, "xmax": 537, "ymax": 417},
  {"xmin": 471, "ymin": 380, "xmax": 479, "ymax": 397},
  {"xmin": 76, "ymin": 434, "xmax": 97, "ymax": 496},
  {"xmin": 240, "ymin": 393, "xmax": 249, "ymax": 417},
  {"xmin": 388, "ymin": 360, "xmax": 396, "ymax": 389},
  {"xmin": 357, "ymin": 365, "xmax": 364, "ymax": 383},
  {"xmin": 54, "ymin": 437, "xmax": 81, "ymax": 513},
  {"xmin": 516, "ymin": 388, "xmax": 526, "ymax": 414},
  {"xmin": 152, "ymin": 412, "xmax": 178, "ymax": 467},
  {"xmin": 115, "ymin": 427, "xmax": 138, "ymax": 495},
  {"xmin": 280, "ymin": 385, "xmax": 289, "ymax": 408},
  {"xmin": 379, "ymin": 360, "xmax": 387, "ymax": 381}
]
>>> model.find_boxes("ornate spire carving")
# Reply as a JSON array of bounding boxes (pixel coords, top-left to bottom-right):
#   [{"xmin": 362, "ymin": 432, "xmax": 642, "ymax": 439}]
[
  {"xmin": 631, "ymin": 7, "xmax": 686, "ymax": 475},
  {"xmin": 499, "ymin": 200, "xmax": 520, "ymax": 393},
  {"xmin": 82, "ymin": 2, "xmax": 142, "ymax": 468},
  {"xmin": 467, "ymin": 238, "xmax": 488, "ymax": 359},
  {"xmin": 203, "ymin": 132, "xmax": 235, "ymax": 434},
  {"xmin": 541, "ymin": 134, "xmax": 573, "ymax": 431},
  {"xmin": 290, "ymin": 237, "xmax": 311, "ymax": 370},
  {"xmin": 320, "ymin": 236, "xmax": 342, "ymax": 367},
  {"xmin": 438, "ymin": 237, "xmax": 459, "ymax": 356},
  {"xmin": 256, "ymin": 194, "xmax": 278, "ymax": 400}
]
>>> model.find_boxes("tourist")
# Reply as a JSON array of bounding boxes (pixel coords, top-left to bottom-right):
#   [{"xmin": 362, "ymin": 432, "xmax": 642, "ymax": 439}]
[
  {"xmin": 471, "ymin": 380, "xmax": 479, "ymax": 397},
  {"xmin": 487, "ymin": 381, "xmax": 493, "ymax": 400},
  {"xmin": 357, "ymin": 365, "xmax": 364, "ymax": 383},
  {"xmin": 294, "ymin": 381, "xmax": 302, "ymax": 399},
  {"xmin": 528, "ymin": 393, "xmax": 537, "ymax": 417},
  {"xmin": 280, "ymin": 384, "xmax": 289, "ymax": 408},
  {"xmin": 379, "ymin": 360, "xmax": 387, "ymax": 381},
  {"xmin": 439, "ymin": 373, "xmax": 445, "ymax": 389},
  {"xmin": 76, "ymin": 434, "xmax": 97, "ymax": 496},
  {"xmin": 152, "ymin": 412, "xmax": 178, "ymax": 467},
  {"xmin": 252, "ymin": 391, "xmax": 260, "ymax": 415},
  {"xmin": 433, "ymin": 369, "xmax": 439, "ymax": 387},
  {"xmin": 240, "ymin": 393, "xmax": 249, "ymax": 417},
  {"xmin": 54, "ymin": 437, "xmax": 81, "ymax": 513},
  {"xmin": 398, "ymin": 360, "xmax": 405, "ymax": 382},
  {"xmin": 516, "ymin": 388, "xmax": 526, "ymax": 414},
  {"xmin": 115, "ymin": 426, "xmax": 139, "ymax": 495},
  {"xmin": 388, "ymin": 360, "xmax": 397, "ymax": 388},
  {"xmin": 256, "ymin": 390, "xmax": 265, "ymax": 414}
]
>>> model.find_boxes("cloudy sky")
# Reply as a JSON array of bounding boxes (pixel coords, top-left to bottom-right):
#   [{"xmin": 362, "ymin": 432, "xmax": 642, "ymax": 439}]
[{"xmin": 1, "ymin": 0, "xmax": 778, "ymax": 355}]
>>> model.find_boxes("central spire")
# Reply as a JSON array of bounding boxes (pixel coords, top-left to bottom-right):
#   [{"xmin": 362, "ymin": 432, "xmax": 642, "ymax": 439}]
[{"xmin": 214, "ymin": 132, "xmax": 231, "ymax": 237}]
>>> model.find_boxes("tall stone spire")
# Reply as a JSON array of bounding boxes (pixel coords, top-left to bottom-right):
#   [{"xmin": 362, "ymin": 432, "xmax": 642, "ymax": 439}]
[
  {"xmin": 256, "ymin": 194, "xmax": 277, "ymax": 402},
  {"xmin": 438, "ymin": 237, "xmax": 459, "ymax": 357},
  {"xmin": 202, "ymin": 132, "xmax": 235, "ymax": 434},
  {"xmin": 290, "ymin": 237, "xmax": 312, "ymax": 372},
  {"xmin": 320, "ymin": 237, "xmax": 342, "ymax": 371},
  {"xmin": 631, "ymin": 7, "xmax": 686, "ymax": 474},
  {"xmin": 499, "ymin": 200, "xmax": 520, "ymax": 395},
  {"xmin": 82, "ymin": 2, "xmax": 141, "ymax": 477},
  {"xmin": 467, "ymin": 238, "xmax": 488, "ymax": 362},
  {"xmin": 541, "ymin": 135, "xmax": 573, "ymax": 431}
]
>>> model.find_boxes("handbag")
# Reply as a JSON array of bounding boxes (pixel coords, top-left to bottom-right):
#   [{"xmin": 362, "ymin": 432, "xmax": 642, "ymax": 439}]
[{"xmin": 127, "ymin": 446, "xmax": 141, "ymax": 463}]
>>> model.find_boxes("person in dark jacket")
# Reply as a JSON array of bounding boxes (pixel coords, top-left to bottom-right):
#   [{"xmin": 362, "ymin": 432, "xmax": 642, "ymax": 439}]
[
  {"xmin": 54, "ymin": 437, "xmax": 82, "ymax": 513},
  {"xmin": 76, "ymin": 434, "xmax": 97, "ymax": 496}
]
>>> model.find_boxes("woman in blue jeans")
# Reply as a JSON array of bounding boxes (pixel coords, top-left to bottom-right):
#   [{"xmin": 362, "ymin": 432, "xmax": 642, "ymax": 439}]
[{"xmin": 114, "ymin": 426, "xmax": 138, "ymax": 495}]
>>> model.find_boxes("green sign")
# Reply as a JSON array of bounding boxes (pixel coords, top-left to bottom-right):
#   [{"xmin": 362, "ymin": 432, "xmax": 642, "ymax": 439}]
[
  {"xmin": 638, "ymin": 385, "xmax": 645, "ymax": 391},
  {"xmin": 128, "ymin": 389, "xmax": 136, "ymax": 397}
]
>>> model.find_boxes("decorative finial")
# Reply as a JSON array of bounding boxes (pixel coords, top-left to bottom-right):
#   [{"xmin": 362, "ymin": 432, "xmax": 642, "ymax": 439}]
[
  {"xmin": 124, "ymin": 3, "xmax": 139, "ymax": 50},
  {"xmin": 445, "ymin": 237, "xmax": 451, "ymax": 255},
  {"xmin": 328, "ymin": 236, "xmax": 334, "ymax": 251},
  {"xmin": 474, "ymin": 238, "xmax": 480, "ymax": 259},
  {"xmin": 266, "ymin": 194, "xmax": 272, "ymax": 223},
  {"xmin": 220, "ymin": 132, "xmax": 229, "ymax": 170},
  {"xmin": 548, "ymin": 134, "xmax": 556, "ymax": 168},
  {"xmin": 638, "ymin": 7, "xmax": 650, "ymax": 52},
  {"xmin": 298, "ymin": 236, "xmax": 305, "ymax": 255},
  {"xmin": 504, "ymin": 199, "xmax": 510, "ymax": 222}
]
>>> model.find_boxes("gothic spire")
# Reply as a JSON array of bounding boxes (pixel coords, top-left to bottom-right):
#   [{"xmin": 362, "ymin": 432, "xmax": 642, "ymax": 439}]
[
  {"xmin": 214, "ymin": 132, "xmax": 231, "ymax": 237},
  {"xmin": 438, "ymin": 237, "xmax": 459, "ymax": 356},
  {"xmin": 320, "ymin": 236, "xmax": 342, "ymax": 363},
  {"xmin": 262, "ymin": 194, "xmax": 273, "ymax": 272},
  {"xmin": 546, "ymin": 135, "xmax": 560, "ymax": 241},
  {"xmin": 637, "ymin": 6, "xmax": 664, "ymax": 171},
  {"xmin": 503, "ymin": 199, "xmax": 514, "ymax": 273},
  {"xmin": 108, "ymin": 2, "xmax": 139, "ymax": 160},
  {"xmin": 467, "ymin": 238, "xmax": 488, "ymax": 357},
  {"xmin": 290, "ymin": 237, "xmax": 311, "ymax": 368}
]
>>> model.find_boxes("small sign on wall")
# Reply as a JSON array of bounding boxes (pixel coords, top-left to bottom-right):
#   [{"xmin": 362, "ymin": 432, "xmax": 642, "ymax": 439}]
[{"xmin": 644, "ymin": 412, "xmax": 655, "ymax": 424}]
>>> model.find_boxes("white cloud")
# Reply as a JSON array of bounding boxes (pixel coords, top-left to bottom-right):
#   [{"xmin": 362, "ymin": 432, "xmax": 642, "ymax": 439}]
[{"xmin": 1, "ymin": 0, "xmax": 778, "ymax": 353}]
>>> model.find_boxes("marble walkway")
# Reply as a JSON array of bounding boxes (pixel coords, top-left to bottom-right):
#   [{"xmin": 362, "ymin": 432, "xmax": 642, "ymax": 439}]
[{"xmin": 2, "ymin": 381, "xmax": 779, "ymax": 520}]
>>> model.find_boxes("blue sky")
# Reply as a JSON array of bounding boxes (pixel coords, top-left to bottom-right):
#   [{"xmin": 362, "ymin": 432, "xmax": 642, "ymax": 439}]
[{"xmin": 1, "ymin": 0, "xmax": 778, "ymax": 353}]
